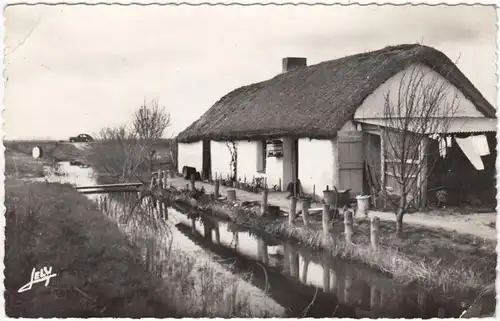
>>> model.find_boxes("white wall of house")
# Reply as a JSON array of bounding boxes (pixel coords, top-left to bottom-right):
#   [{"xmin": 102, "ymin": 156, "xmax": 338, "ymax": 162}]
[
  {"xmin": 178, "ymin": 141, "xmax": 203, "ymax": 173},
  {"xmin": 235, "ymin": 140, "xmax": 259, "ymax": 182},
  {"xmin": 354, "ymin": 63, "xmax": 485, "ymax": 120},
  {"xmin": 298, "ymin": 138, "xmax": 335, "ymax": 196},
  {"xmin": 211, "ymin": 141, "xmax": 233, "ymax": 179}
]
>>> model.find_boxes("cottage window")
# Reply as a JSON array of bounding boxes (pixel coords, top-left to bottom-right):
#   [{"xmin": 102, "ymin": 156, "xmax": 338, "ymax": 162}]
[{"xmin": 257, "ymin": 140, "xmax": 267, "ymax": 173}]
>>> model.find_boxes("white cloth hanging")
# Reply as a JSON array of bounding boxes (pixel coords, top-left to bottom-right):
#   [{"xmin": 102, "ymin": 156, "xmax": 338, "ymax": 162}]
[
  {"xmin": 455, "ymin": 136, "xmax": 484, "ymax": 170},
  {"xmin": 471, "ymin": 134, "xmax": 490, "ymax": 156},
  {"xmin": 439, "ymin": 136, "xmax": 447, "ymax": 158}
]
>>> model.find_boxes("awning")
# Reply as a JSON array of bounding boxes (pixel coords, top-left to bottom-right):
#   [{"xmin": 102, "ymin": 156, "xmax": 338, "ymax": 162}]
[{"xmin": 356, "ymin": 117, "xmax": 497, "ymax": 134}]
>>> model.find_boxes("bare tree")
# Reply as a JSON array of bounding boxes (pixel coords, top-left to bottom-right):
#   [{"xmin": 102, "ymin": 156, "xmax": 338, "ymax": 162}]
[
  {"xmin": 132, "ymin": 98, "xmax": 172, "ymax": 171},
  {"xmin": 365, "ymin": 63, "xmax": 459, "ymax": 235},
  {"xmin": 133, "ymin": 98, "xmax": 171, "ymax": 140},
  {"xmin": 86, "ymin": 125, "xmax": 149, "ymax": 183}
]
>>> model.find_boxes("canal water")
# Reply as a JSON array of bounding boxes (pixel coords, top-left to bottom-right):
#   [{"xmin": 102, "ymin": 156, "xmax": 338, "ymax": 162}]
[{"xmin": 47, "ymin": 161, "xmax": 473, "ymax": 318}]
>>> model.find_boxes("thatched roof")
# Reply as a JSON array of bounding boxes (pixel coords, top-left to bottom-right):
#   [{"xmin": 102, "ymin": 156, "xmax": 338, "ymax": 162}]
[{"xmin": 177, "ymin": 44, "xmax": 496, "ymax": 143}]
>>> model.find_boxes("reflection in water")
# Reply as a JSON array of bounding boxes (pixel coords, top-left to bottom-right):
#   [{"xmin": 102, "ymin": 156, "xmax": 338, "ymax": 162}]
[{"xmin": 176, "ymin": 213, "xmax": 469, "ymax": 319}]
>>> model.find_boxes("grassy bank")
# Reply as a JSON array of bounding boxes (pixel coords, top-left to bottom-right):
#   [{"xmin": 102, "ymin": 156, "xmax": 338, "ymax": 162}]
[
  {"xmin": 5, "ymin": 178, "xmax": 181, "ymax": 317},
  {"xmin": 5, "ymin": 149, "xmax": 46, "ymax": 178},
  {"xmin": 169, "ymin": 186, "xmax": 496, "ymax": 296}
]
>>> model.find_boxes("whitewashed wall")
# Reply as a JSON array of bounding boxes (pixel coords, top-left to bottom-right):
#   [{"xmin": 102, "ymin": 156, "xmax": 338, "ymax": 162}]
[
  {"xmin": 265, "ymin": 155, "xmax": 283, "ymax": 189},
  {"xmin": 298, "ymin": 138, "xmax": 335, "ymax": 196},
  {"xmin": 177, "ymin": 141, "xmax": 203, "ymax": 173},
  {"xmin": 354, "ymin": 63, "xmax": 484, "ymax": 120},
  {"xmin": 211, "ymin": 141, "xmax": 233, "ymax": 179},
  {"xmin": 235, "ymin": 141, "xmax": 259, "ymax": 182}
]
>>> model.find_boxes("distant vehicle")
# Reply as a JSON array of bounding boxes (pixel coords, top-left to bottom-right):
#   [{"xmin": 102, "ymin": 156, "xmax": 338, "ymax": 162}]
[{"xmin": 69, "ymin": 134, "xmax": 94, "ymax": 143}]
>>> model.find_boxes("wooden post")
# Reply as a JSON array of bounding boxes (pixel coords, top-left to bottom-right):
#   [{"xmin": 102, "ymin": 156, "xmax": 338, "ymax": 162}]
[
  {"xmin": 158, "ymin": 170, "xmax": 164, "ymax": 189},
  {"xmin": 301, "ymin": 201, "xmax": 310, "ymax": 228},
  {"xmin": 227, "ymin": 189, "xmax": 236, "ymax": 201},
  {"xmin": 163, "ymin": 202, "xmax": 168, "ymax": 220},
  {"xmin": 190, "ymin": 173, "xmax": 196, "ymax": 191},
  {"xmin": 289, "ymin": 196, "xmax": 297, "ymax": 226},
  {"xmin": 159, "ymin": 201, "xmax": 164, "ymax": 219},
  {"xmin": 370, "ymin": 216, "xmax": 380, "ymax": 250},
  {"xmin": 150, "ymin": 176, "xmax": 157, "ymax": 189},
  {"xmin": 312, "ymin": 184, "xmax": 316, "ymax": 202},
  {"xmin": 344, "ymin": 209, "xmax": 354, "ymax": 244},
  {"xmin": 214, "ymin": 179, "xmax": 220, "ymax": 198},
  {"xmin": 191, "ymin": 217, "xmax": 196, "ymax": 234},
  {"xmin": 278, "ymin": 178, "xmax": 282, "ymax": 192},
  {"xmin": 162, "ymin": 170, "xmax": 168, "ymax": 189},
  {"xmin": 380, "ymin": 128, "xmax": 386, "ymax": 191},
  {"xmin": 261, "ymin": 190, "xmax": 268, "ymax": 216},
  {"xmin": 418, "ymin": 137, "xmax": 429, "ymax": 209},
  {"xmin": 322, "ymin": 204, "xmax": 330, "ymax": 243},
  {"xmin": 214, "ymin": 226, "xmax": 220, "ymax": 244}
]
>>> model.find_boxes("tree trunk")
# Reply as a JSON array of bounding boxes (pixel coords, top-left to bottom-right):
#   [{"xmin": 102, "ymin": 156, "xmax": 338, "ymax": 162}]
[{"xmin": 396, "ymin": 209, "xmax": 404, "ymax": 235}]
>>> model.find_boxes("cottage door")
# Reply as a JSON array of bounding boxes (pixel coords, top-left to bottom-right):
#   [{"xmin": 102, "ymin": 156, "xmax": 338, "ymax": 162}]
[
  {"xmin": 338, "ymin": 131, "xmax": 364, "ymax": 197},
  {"xmin": 202, "ymin": 140, "xmax": 211, "ymax": 180}
]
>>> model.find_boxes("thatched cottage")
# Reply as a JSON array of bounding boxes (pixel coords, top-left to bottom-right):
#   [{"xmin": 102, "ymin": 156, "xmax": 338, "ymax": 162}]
[{"xmin": 176, "ymin": 44, "xmax": 497, "ymax": 206}]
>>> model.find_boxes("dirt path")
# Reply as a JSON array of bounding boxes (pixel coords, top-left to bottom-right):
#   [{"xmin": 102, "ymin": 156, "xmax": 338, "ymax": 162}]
[{"xmin": 169, "ymin": 177, "xmax": 497, "ymax": 241}]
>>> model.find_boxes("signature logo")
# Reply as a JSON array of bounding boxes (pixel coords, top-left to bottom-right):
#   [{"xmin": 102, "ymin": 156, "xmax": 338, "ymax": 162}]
[{"xmin": 18, "ymin": 266, "xmax": 57, "ymax": 293}]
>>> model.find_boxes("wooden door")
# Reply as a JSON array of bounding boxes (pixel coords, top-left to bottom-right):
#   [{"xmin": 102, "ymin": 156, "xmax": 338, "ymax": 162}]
[
  {"xmin": 202, "ymin": 140, "xmax": 211, "ymax": 180},
  {"xmin": 338, "ymin": 131, "xmax": 364, "ymax": 197}
]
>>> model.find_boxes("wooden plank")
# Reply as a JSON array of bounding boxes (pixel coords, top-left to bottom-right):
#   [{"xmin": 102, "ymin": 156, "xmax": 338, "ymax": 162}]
[
  {"xmin": 76, "ymin": 182, "xmax": 143, "ymax": 190},
  {"xmin": 81, "ymin": 188, "xmax": 140, "ymax": 194}
]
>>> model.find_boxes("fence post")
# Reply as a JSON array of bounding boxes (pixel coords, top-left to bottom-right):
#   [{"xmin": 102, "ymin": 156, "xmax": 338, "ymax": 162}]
[
  {"xmin": 190, "ymin": 173, "xmax": 196, "ymax": 191},
  {"xmin": 301, "ymin": 201, "xmax": 310, "ymax": 228},
  {"xmin": 322, "ymin": 204, "xmax": 330, "ymax": 243},
  {"xmin": 370, "ymin": 216, "xmax": 380, "ymax": 250},
  {"xmin": 158, "ymin": 170, "xmax": 164, "ymax": 189},
  {"xmin": 289, "ymin": 196, "xmax": 297, "ymax": 226},
  {"xmin": 162, "ymin": 170, "xmax": 168, "ymax": 189},
  {"xmin": 261, "ymin": 190, "xmax": 268, "ymax": 216},
  {"xmin": 344, "ymin": 209, "xmax": 354, "ymax": 244},
  {"xmin": 214, "ymin": 179, "xmax": 220, "ymax": 198}
]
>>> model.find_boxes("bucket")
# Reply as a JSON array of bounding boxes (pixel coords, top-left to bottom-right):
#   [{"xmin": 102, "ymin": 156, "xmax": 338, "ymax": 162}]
[
  {"xmin": 323, "ymin": 190, "xmax": 337, "ymax": 208},
  {"xmin": 356, "ymin": 195, "xmax": 371, "ymax": 217},
  {"xmin": 227, "ymin": 189, "xmax": 237, "ymax": 201}
]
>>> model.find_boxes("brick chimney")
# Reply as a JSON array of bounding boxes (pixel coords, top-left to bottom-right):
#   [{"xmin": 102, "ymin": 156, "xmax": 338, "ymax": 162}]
[{"xmin": 282, "ymin": 57, "xmax": 307, "ymax": 73}]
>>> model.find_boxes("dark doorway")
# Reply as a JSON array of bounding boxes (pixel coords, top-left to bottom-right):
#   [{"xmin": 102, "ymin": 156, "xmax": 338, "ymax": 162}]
[
  {"xmin": 202, "ymin": 140, "xmax": 211, "ymax": 181},
  {"xmin": 293, "ymin": 139, "xmax": 299, "ymax": 184}
]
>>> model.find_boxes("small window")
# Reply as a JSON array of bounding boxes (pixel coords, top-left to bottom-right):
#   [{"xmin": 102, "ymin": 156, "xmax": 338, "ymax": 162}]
[{"xmin": 257, "ymin": 140, "xmax": 267, "ymax": 173}]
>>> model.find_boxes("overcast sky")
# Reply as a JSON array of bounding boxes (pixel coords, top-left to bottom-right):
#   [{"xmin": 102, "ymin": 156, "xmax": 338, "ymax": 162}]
[{"xmin": 4, "ymin": 4, "xmax": 497, "ymax": 140}]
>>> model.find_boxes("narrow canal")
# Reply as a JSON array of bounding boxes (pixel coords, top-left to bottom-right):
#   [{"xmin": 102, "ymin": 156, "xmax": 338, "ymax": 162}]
[{"xmin": 47, "ymin": 161, "xmax": 473, "ymax": 318}]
